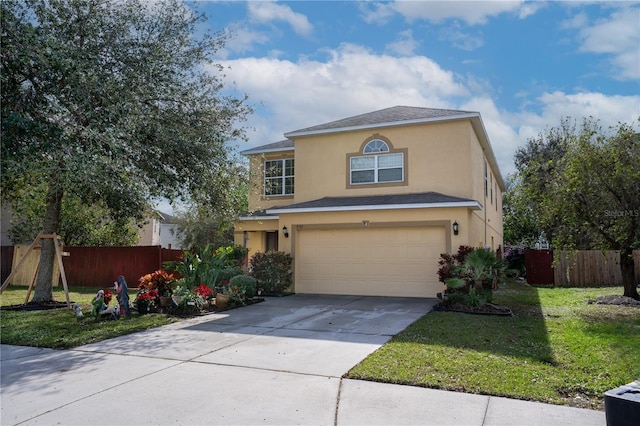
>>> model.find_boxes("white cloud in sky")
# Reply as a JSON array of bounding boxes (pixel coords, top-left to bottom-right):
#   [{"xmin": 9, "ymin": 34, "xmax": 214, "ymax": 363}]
[
  {"xmin": 218, "ymin": 25, "xmax": 270, "ymax": 58},
  {"xmin": 573, "ymin": 6, "xmax": 640, "ymax": 80},
  {"xmin": 385, "ymin": 29, "xmax": 420, "ymax": 56},
  {"xmin": 390, "ymin": 0, "xmax": 531, "ymax": 25},
  {"xmin": 219, "ymin": 44, "xmax": 639, "ymax": 178},
  {"xmin": 359, "ymin": 1, "xmax": 397, "ymax": 24},
  {"xmin": 247, "ymin": 1, "xmax": 313, "ymax": 36},
  {"xmin": 439, "ymin": 24, "xmax": 484, "ymax": 51},
  {"xmin": 220, "ymin": 43, "xmax": 468, "ymax": 138}
]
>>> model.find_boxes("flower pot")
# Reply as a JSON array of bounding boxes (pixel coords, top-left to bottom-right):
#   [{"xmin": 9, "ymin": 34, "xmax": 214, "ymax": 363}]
[
  {"xmin": 138, "ymin": 302, "xmax": 149, "ymax": 315},
  {"xmin": 215, "ymin": 293, "xmax": 230, "ymax": 310},
  {"xmin": 159, "ymin": 296, "xmax": 173, "ymax": 308}
]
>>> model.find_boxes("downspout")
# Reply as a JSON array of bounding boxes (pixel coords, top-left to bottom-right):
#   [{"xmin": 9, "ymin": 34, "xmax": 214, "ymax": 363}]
[{"xmin": 484, "ymin": 155, "xmax": 487, "ymax": 247}]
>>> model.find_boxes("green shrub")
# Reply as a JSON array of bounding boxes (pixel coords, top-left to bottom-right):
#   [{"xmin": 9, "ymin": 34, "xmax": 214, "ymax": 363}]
[
  {"xmin": 249, "ymin": 251, "xmax": 293, "ymax": 294},
  {"xmin": 214, "ymin": 245, "xmax": 249, "ymax": 268},
  {"xmin": 229, "ymin": 275, "xmax": 257, "ymax": 299},
  {"xmin": 215, "ymin": 267, "xmax": 242, "ymax": 286},
  {"xmin": 439, "ymin": 247, "xmax": 510, "ymax": 309}
]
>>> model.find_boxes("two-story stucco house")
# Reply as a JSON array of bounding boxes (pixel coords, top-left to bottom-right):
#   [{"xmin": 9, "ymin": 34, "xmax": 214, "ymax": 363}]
[{"xmin": 234, "ymin": 106, "xmax": 505, "ymax": 298}]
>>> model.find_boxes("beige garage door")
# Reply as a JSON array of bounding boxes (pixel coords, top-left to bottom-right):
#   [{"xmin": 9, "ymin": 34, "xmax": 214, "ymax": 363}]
[{"xmin": 296, "ymin": 226, "xmax": 445, "ymax": 298}]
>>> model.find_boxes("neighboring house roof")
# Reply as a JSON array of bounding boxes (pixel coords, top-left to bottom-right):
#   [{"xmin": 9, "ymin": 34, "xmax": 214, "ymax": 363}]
[
  {"xmin": 241, "ymin": 139, "xmax": 294, "ymax": 155},
  {"xmin": 266, "ymin": 192, "xmax": 482, "ymax": 214},
  {"xmin": 154, "ymin": 210, "xmax": 177, "ymax": 224},
  {"xmin": 284, "ymin": 105, "xmax": 475, "ymax": 137}
]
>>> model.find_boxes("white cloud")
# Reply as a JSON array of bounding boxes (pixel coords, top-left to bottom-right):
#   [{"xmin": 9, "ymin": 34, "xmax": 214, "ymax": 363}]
[
  {"xmin": 560, "ymin": 11, "xmax": 588, "ymax": 30},
  {"xmin": 359, "ymin": 1, "xmax": 397, "ymax": 24},
  {"xmin": 248, "ymin": 1, "xmax": 313, "ymax": 36},
  {"xmin": 392, "ymin": 0, "xmax": 533, "ymax": 25},
  {"xmin": 218, "ymin": 43, "xmax": 467, "ymax": 150},
  {"xmin": 461, "ymin": 91, "xmax": 640, "ymax": 177},
  {"xmin": 216, "ymin": 46, "xmax": 639, "ymax": 178},
  {"xmin": 218, "ymin": 25, "xmax": 270, "ymax": 58},
  {"xmin": 385, "ymin": 29, "xmax": 420, "ymax": 56},
  {"xmin": 439, "ymin": 24, "xmax": 484, "ymax": 51},
  {"xmin": 568, "ymin": 5, "xmax": 640, "ymax": 80}
]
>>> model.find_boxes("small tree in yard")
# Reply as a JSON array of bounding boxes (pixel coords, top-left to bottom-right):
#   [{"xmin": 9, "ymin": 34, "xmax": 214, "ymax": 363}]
[{"xmin": 249, "ymin": 252, "xmax": 293, "ymax": 294}]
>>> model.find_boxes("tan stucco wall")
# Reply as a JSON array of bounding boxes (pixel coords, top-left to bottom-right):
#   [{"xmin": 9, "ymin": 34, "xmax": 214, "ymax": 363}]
[
  {"xmin": 247, "ymin": 150, "xmax": 295, "ymax": 212},
  {"xmin": 234, "ymin": 218, "xmax": 279, "ymax": 261},
  {"xmin": 292, "ymin": 120, "xmax": 476, "ymax": 202},
  {"xmin": 240, "ymin": 116, "xmax": 504, "ymax": 257}
]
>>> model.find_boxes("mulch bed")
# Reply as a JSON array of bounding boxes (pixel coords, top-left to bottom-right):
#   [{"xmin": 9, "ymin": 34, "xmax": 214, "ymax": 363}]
[
  {"xmin": 433, "ymin": 302, "xmax": 513, "ymax": 316},
  {"xmin": 0, "ymin": 301, "xmax": 71, "ymax": 311}
]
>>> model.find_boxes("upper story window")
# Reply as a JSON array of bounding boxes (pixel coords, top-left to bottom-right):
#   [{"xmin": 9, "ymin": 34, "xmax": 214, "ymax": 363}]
[
  {"xmin": 363, "ymin": 139, "xmax": 390, "ymax": 153},
  {"xmin": 264, "ymin": 159, "xmax": 294, "ymax": 196},
  {"xmin": 349, "ymin": 138, "xmax": 404, "ymax": 185}
]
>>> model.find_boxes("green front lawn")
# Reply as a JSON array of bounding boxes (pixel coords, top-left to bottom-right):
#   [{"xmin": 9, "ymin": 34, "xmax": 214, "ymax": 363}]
[
  {"xmin": 347, "ymin": 283, "xmax": 640, "ymax": 410},
  {"xmin": 0, "ymin": 285, "xmax": 176, "ymax": 348}
]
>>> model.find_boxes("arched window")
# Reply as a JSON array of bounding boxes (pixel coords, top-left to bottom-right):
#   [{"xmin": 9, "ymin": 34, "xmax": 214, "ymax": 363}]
[
  {"xmin": 363, "ymin": 139, "xmax": 389, "ymax": 153},
  {"xmin": 350, "ymin": 137, "xmax": 404, "ymax": 185}
]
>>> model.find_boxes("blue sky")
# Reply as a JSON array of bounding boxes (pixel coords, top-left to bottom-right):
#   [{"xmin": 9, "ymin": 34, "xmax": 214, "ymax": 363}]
[{"xmin": 187, "ymin": 0, "xmax": 639, "ymax": 179}]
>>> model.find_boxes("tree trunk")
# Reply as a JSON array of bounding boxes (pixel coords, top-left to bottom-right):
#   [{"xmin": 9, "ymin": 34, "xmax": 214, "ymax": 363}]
[
  {"xmin": 620, "ymin": 249, "xmax": 639, "ymax": 300},
  {"xmin": 31, "ymin": 181, "xmax": 64, "ymax": 303}
]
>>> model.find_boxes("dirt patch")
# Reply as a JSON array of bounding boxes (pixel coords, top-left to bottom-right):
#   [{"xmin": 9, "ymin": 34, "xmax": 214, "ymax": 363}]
[{"xmin": 588, "ymin": 295, "xmax": 640, "ymax": 306}]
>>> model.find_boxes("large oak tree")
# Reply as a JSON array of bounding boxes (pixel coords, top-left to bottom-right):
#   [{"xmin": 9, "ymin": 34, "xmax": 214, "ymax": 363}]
[
  {"xmin": 1, "ymin": 0, "xmax": 251, "ymax": 301},
  {"xmin": 514, "ymin": 118, "xmax": 639, "ymax": 299}
]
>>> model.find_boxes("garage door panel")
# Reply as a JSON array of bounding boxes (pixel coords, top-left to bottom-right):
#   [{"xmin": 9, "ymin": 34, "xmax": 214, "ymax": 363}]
[{"xmin": 297, "ymin": 227, "xmax": 445, "ymax": 297}]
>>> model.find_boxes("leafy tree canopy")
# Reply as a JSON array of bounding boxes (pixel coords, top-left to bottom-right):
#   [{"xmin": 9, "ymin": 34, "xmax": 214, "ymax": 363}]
[
  {"xmin": 1, "ymin": 0, "xmax": 251, "ymax": 301},
  {"xmin": 174, "ymin": 162, "xmax": 249, "ymax": 249},
  {"xmin": 513, "ymin": 117, "xmax": 639, "ymax": 299}
]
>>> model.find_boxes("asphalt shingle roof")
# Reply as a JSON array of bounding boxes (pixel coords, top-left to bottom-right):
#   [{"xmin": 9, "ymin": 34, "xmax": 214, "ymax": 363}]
[
  {"xmin": 267, "ymin": 192, "xmax": 479, "ymax": 213},
  {"xmin": 285, "ymin": 106, "xmax": 474, "ymax": 136},
  {"xmin": 241, "ymin": 139, "xmax": 294, "ymax": 155}
]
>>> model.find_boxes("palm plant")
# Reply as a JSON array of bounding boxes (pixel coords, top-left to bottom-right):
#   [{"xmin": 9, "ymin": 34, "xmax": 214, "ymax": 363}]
[{"xmin": 444, "ymin": 248, "xmax": 515, "ymax": 307}]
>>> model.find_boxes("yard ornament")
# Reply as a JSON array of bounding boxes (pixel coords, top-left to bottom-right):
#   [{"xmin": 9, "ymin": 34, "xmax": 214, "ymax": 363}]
[
  {"xmin": 91, "ymin": 289, "xmax": 118, "ymax": 320},
  {"xmin": 73, "ymin": 302, "xmax": 83, "ymax": 319},
  {"xmin": 115, "ymin": 275, "xmax": 131, "ymax": 318}
]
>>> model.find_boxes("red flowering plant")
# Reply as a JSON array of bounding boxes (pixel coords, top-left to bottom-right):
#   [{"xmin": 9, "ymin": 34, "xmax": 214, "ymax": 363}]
[
  {"xmin": 103, "ymin": 289, "xmax": 113, "ymax": 305},
  {"xmin": 135, "ymin": 289, "xmax": 159, "ymax": 312},
  {"xmin": 138, "ymin": 270, "xmax": 176, "ymax": 297},
  {"xmin": 194, "ymin": 284, "xmax": 214, "ymax": 300}
]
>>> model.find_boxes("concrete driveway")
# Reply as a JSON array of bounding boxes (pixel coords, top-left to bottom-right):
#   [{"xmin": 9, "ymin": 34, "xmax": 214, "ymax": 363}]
[
  {"xmin": 1, "ymin": 294, "xmax": 605, "ymax": 425},
  {"xmin": 1, "ymin": 295, "xmax": 436, "ymax": 425}
]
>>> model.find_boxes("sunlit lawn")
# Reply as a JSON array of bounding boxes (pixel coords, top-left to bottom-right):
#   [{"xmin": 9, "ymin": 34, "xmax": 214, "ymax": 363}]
[
  {"xmin": 0, "ymin": 285, "xmax": 176, "ymax": 348},
  {"xmin": 347, "ymin": 283, "xmax": 640, "ymax": 410}
]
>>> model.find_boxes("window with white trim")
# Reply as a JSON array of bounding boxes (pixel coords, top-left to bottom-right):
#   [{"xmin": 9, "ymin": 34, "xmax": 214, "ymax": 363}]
[
  {"xmin": 350, "ymin": 150, "xmax": 404, "ymax": 184},
  {"xmin": 264, "ymin": 159, "xmax": 294, "ymax": 196}
]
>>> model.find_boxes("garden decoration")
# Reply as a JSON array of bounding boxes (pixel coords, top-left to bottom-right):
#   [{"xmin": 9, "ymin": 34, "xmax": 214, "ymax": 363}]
[
  {"xmin": 90, "ymin": 289, "xmax": 118, "ymax": 320},
  {"xmin": 115, "ymin": 275, "xmax": 131, "ymax": 318},
  {"xmin": 73, "ymin": 302, "xmax": 83, "ymax": 319}
]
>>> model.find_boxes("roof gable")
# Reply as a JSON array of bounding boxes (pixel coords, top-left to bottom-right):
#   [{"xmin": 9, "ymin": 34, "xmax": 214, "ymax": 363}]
[{"xmin": 285, "ymin": 106, "xmax": 475, "ymax": 137}]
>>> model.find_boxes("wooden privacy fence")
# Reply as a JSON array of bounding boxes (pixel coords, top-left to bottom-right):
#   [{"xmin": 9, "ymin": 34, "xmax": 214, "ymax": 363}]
[
  {"xmin": 525, "ymin": 249, "xmax": 640, "ymax": 286},
  {"xmin": 6, "ymin": 245, "xmax": 183, "ymax": 289}
]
